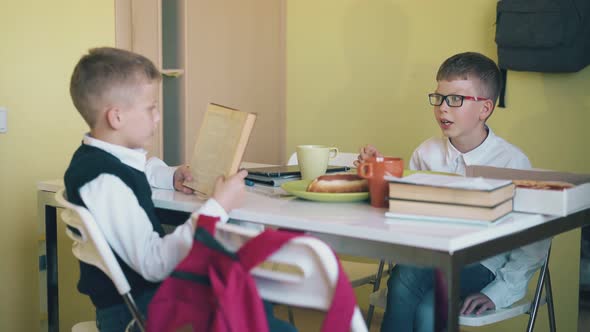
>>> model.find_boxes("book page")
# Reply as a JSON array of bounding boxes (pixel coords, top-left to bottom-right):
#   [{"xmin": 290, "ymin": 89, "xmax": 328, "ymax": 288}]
[{"xmin": 184, "ymin": 105, "xmax": 251, "ymax": 197}]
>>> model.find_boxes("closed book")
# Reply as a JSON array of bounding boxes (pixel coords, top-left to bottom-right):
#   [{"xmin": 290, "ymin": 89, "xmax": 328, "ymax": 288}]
[
  {"xmin": 388, "ymin": 198, "xmax": 513, "ymax": 222},
  {"xmin": 245, "ymin": 174, "xmax": 300, "ymax": 187},
  {"xmin": 183, "ymin": 103, "xmax": 256, "ymax": 198},
  {"xmin": 245, "ymin": 165, "xmax": 349, "ymax": 187},
  {"xmin": 386, "ymin": 173, "xmax": 515, "ymax": 207}
]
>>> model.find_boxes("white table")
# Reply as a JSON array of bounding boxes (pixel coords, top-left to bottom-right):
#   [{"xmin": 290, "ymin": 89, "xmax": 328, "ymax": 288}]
[{"xmin": 38, "ymin": 179, "xmax": 590, "ymax": 332}]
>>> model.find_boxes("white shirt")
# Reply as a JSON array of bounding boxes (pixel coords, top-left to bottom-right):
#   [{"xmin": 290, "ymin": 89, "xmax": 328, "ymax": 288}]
[
  {"xmin": 78, "ymin": 134, "xmax": 228, "ymax": 282},
  {"xmin": 410, "ymin": 127, "xmax": 551, "ymax": 308}
]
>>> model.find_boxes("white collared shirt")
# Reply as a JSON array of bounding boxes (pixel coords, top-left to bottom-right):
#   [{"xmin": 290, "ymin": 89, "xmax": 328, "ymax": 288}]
[
  {"xmin": 409, "ymin": 127, "xmax": 531, "ymax": 174},
  {"xmin": 78, "ymin": 134, "xmax": 228, "ymax": 282},
  {"xmin": 409, "ymin": 128, "xmax": 550, "ymax": 308}
]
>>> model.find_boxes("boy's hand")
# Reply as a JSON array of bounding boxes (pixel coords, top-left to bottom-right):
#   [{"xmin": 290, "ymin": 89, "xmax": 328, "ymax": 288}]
[
  {"xmin": 353, "ymin": 145, "xmax": 383, "ymax": 167},
  {"xmin": 173, "ymin": 165, "xmax": 195, "ymax": 194},
  {"xmin": 211, "ymin": 169, "xmax": 248, "ymax": 213},
  {"xmin": 460, "ymin": 293, "xmax": 495, "ymax": 315}
]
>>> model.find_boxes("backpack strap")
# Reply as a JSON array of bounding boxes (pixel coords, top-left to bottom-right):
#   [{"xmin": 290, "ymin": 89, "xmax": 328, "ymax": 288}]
[
  {"xmin": 320, "ymin": 257, "xmax": 356, "ymax": 332},
  {"xmin": 195, "ymin": 214, "xmax": 219, "ymax": 235},
  {"xmin": 498, "ymin": 68, "xmax": 507, "ymax": 108}
]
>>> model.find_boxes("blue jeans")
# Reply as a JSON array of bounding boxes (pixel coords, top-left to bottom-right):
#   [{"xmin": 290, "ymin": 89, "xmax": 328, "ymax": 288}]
[
  {"xmin": 380, "ymin": 263, "xmax": 495, "ymax": 332},
  {"xmin": 95, "ymin": 289, "xmax": 155, "ymax": 332},
  {"xmin": 95, "ymin": 290, "xmax": 296, "ymax": 332}
]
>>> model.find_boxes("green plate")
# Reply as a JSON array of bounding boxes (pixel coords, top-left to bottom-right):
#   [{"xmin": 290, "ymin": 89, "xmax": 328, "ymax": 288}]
[{"xmin": 281, "ymin": 180, "xmax": 369, "ymax": 203}]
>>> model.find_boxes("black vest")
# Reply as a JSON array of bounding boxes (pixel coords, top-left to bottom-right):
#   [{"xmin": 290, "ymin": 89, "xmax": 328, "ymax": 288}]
[{"xmin": 64, "ymin": 144, "xmax": 165, "ymax": 308}]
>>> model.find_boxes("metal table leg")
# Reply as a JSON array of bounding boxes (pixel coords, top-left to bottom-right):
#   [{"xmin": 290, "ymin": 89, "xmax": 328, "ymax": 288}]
[{"xmin": 45, "ymin": 204, "xmax": 59, "ymax": 332}]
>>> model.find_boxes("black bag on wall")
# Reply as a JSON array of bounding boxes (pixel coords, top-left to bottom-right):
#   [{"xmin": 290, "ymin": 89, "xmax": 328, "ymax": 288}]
[
  {"xmin": 496, "ymin": 0, "xmax": 590, "ymax": 73},
  {"xmin": 495, "ymin": 0, "xmax": 590, "ymax": 107}
]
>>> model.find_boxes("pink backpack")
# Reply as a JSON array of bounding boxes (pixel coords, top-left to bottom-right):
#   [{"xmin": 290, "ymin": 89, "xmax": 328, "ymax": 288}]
[{"xmin": 147, "ymin": 215, "xmax": 357, "ymax": 332}]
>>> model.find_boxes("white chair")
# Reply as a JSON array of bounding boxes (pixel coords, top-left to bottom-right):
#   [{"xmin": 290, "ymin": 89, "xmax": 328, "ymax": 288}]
[
  {"xmin": 55, "ymin": 189, "xmax": 146, "ymax": 332},
  {"xmin": 368, "ymin": 246, "xmax": 556, "ymax": 332},
  {"xmin": 71, "ymin": 321, "xmax": 98, "ymax": 332},
  {"xmin": 214, "ymin": 221, "xmax": 368, "ymax": 332},
  {"xmin": 288, "ymin": 151, "xmax": 389, "ymax": 325}
]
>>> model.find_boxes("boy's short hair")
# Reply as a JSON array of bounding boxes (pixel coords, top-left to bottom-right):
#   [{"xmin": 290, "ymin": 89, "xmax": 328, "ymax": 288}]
[
  {"xmin": 436, "ymin": 52, "xmax": 501, "ymax": 104},
  {"xmin": 70, "ymin": 47, "xmax": 161, "ymax": 127}
]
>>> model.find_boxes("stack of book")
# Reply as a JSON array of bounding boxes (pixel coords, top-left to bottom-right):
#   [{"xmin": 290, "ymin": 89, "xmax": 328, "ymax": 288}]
[{"xmin": 384, "ymin": 173, "xmax": 515, "ymax": 225}]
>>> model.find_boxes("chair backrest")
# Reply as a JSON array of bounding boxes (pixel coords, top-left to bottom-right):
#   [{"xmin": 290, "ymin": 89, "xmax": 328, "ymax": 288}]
[
  {"xmin": 214, "ymin": 222, "xmax": 368, "ymax": 332},
  {"xmin": 287, "ymin": 151, "xmax": 358, "ymax": 167},
  {"xmin": 56, "ymin": 189, "xmax": 148, "ymax": 331},
  {"xmin": 54, "ymin": 189, "xmax": 131, "ymax": 296},
  {"xmin": 369, "ymin": 245, "xmax": 555, "ymax": 331}
]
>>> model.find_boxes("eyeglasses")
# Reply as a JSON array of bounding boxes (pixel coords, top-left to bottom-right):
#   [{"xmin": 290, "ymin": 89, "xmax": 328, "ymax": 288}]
[{"xmin": 428, "ymin": 93, "xmax": 491, "ymax": 107}]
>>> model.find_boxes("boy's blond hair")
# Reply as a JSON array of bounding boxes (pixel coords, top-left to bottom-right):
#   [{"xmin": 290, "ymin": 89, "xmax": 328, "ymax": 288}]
[{"xmin": 69, "ymin": 47, "xmax": 161, "ymax": 127}]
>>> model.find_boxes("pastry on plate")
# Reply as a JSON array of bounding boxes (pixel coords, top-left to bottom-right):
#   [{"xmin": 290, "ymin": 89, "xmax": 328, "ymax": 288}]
[{"xmin": 307, "ymin": 174, "xmax": 369, "ymax": 193}]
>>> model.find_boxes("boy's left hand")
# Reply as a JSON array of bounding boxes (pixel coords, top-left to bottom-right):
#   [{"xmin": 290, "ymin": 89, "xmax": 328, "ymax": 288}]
[
  {"xmin": 354, "ymin": 145, "xmax": 383, "ymax": 167},
  {"xmin": 460, "ymin": 293, "xmax": 495, "ymax": 315},
  {"xmin": 173, "ymin": 165, "xmax": 195, "ymax": 194}
]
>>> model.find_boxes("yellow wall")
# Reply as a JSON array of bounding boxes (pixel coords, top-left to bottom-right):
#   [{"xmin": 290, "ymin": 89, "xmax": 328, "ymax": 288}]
[
  {"xmin": 0, "ymin": 0, "xmax": 587, "ymax": 331},
  {"xmin": 0, "ymin": 1, "xmax": 114, "ymax": 330},
  {"xmin": 287, "ymin": 0, "xmax": 588, "ymax": 331}
]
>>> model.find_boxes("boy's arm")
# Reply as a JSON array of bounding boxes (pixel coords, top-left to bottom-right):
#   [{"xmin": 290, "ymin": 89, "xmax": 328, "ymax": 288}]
[
  {"xmin": 79, "ymin": 174, "xmax": 228, "ymax": 282},
  {"xmin": 145, "ymin": 157, "xmax": 176, "ymax": 190},
  {"xmin": 190, "ymin": 170, "xmax": 248, "ymax": 228},
  {"xmin": 145, "ymin": 157, "xmax": 194, "ymax": 194},
  {"xmin": 409, "ymin": 148, "xmax": 422, "ymax": 171},
  {"xmin": 479, "ymin": 239, "xmax": 551, "ymax": 309}
]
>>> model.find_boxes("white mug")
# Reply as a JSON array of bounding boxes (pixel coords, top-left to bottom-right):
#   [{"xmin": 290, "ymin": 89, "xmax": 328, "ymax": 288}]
[{"xmin": 296, "ymin": 145, "xmax": 339, "ymax": 180}]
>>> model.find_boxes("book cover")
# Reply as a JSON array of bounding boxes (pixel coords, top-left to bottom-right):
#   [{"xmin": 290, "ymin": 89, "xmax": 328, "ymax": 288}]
[
  {"xmin": 388, "ymin": 198, "xmax": 513, "ymax": 222},
  {"xmin": 183, "ymin": 103, "xmax": 256, "ymax": 198},
  {"xmin": 387, "ymin": 173, "xmax": 515, "ymax": 207}
]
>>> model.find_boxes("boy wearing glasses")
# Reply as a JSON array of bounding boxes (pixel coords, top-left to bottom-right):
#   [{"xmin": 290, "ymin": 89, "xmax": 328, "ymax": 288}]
[{"xmin": 357, "ymin": 52, "xmax": 550, "ymax": 332}]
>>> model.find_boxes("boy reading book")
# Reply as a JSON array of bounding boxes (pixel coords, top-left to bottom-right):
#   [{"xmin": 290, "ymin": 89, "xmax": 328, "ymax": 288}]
[
  {"xmin": 356, "ymin": 52, "xmax": 550, "ymax": 332},
  {"xmin": 65, "ymin": 47, "xmax": 294, "ymax": 332}
]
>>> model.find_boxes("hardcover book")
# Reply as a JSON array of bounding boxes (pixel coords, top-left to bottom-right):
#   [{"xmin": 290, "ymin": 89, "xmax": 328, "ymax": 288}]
[
  {"xmin": 387, "ymin": 198, "xmax": 513, "ymax": 223},
  {"xmin": 386, "ymin": 173, "xmax": 515, "ymax": 207},
  {"xmin": 183, "ymin": 103, "xmax": 256, "ymax": 198}
]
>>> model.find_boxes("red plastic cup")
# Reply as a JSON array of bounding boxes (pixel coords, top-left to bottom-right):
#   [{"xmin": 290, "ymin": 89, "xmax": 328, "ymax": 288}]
[{"xmin": 357, "ymin": 157, "xmax": 404, "ymax": 208}]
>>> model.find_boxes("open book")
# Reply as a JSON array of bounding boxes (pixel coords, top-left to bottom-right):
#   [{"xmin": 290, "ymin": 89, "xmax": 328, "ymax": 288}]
[{"xmin": 183, "ymin": 103, "xmax": 256, "ymax": 198}]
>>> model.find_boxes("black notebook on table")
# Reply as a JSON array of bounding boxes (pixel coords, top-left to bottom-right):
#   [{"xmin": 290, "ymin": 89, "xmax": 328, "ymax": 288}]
[{"xmin": 245, "ymin": 165, "xmax": 350, "ymax": 186}]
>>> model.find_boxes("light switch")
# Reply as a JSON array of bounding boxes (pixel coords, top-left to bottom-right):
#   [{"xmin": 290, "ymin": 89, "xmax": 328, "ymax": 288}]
[{"xmin": 0, "ymin": 107, "xmax": 6, "ymax": 133}]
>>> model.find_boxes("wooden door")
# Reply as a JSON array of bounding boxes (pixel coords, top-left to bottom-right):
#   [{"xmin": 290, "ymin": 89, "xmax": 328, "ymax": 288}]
[{"xmin": 115, "ymin": 0, "xmax": 285, "ymax": 164}]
